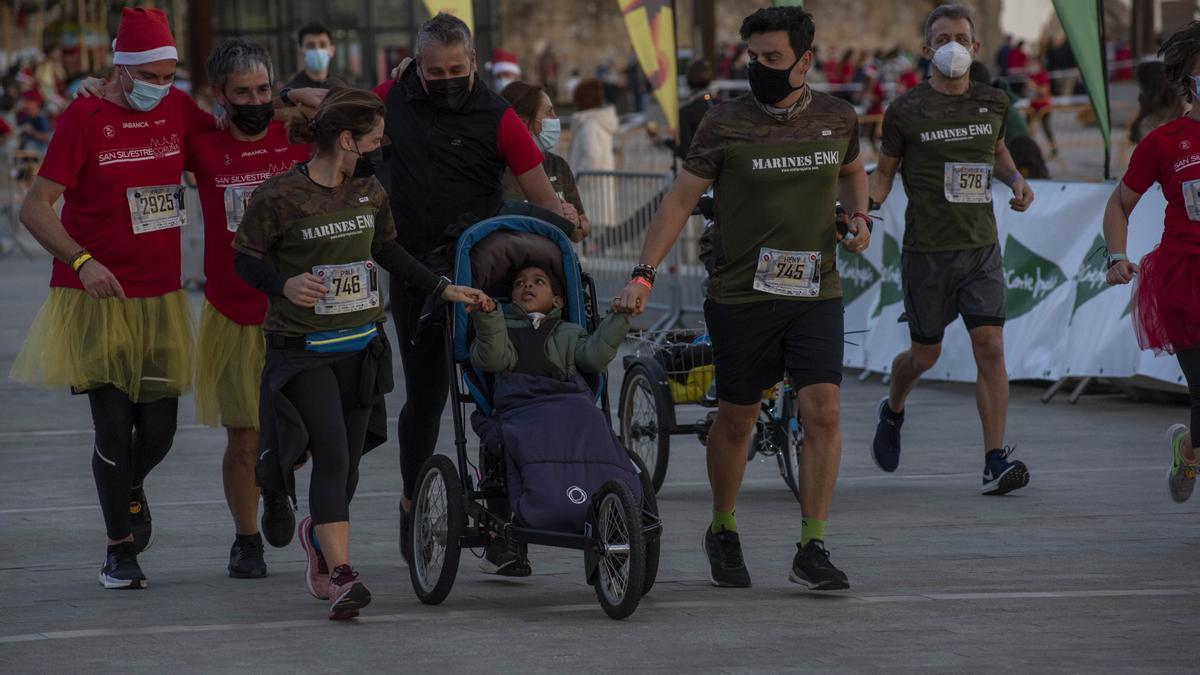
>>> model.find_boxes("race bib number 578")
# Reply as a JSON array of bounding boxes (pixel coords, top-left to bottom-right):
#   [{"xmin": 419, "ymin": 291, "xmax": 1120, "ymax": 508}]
[{"xmin": 944, "ymin": 162, "xmax": 993, "ymax": 204}]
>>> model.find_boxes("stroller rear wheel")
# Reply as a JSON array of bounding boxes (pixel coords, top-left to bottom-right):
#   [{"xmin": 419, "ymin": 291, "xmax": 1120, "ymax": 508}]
[
  {"xmin": 591, "ymin": 480, "xmax": 646, "ymax": 620},
  {"xmin": 629, "ymin": 452, "xmax": 660, "ymax": 597},
  {"xmin": 619, "ymin": 363, "xmax": 671, "ymax": 493},
  {"xmin": 409, "ymin": 455, "xmax": 465, "ymax": 605}
]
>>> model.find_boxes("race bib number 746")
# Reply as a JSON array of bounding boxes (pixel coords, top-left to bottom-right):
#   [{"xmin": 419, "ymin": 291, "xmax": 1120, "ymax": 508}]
[{"xmin": 312, "ymin": 261, "xmax": 380, "ymax": 315}]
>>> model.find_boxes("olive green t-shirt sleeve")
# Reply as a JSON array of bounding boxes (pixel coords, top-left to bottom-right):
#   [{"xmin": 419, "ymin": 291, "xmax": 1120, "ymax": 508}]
[
  {"xmin": 880, "ymin": 104, "xmax": 904, "ymax": 159},
  {"xmin": 232, "ymin": 188, "xmax": 280, "ymax": 258},
  {"xmin": 682, "ymin": 110, "xmax": 724, "ymax": 180},
  {"xmin": 370, "ymin": 179, "xmax": 398, "ymax": 244},
  {"xmin": 559, "ymin": 163, "xmax": 585, "ymax": 216}
]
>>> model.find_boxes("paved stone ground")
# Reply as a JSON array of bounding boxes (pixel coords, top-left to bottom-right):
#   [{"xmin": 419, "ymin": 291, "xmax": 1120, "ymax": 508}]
[{"xmin": 0, "ymin": 254, "xmax": 1195, "ymax": 673}]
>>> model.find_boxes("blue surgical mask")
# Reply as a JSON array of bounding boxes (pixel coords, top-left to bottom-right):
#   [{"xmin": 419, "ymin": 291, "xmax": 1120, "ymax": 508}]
[
  {"xmin": 1191, "ymin": 74, "xmax": 1200, "ymax": 98},
  {"xmin": 122, "ymin": 66, "xmax": 171, "ymax": 112},
  {"xmin": 536, "ymin": 117, "xmax": 561, "ymax": 152},
  {"xmin": 304, "ymin": 48, "xmax": 332, "ymax": 73}
]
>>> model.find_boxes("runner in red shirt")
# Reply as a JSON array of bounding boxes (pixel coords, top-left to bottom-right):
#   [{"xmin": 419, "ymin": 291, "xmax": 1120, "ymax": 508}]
[
  {"xmin": 1027, "ymin": 60, "xmax": 1057, "ymax": 158},
  {"xmin": 10, "ymin": 7, "xmax": 215, "ymax": 591},
  {"xmin": 186, "ymin": 38, "xmax": 312, "ymax": 579},
  {"xmin": 1103, "ymin": 21, "xmax": 1200, "ymax": 504}
]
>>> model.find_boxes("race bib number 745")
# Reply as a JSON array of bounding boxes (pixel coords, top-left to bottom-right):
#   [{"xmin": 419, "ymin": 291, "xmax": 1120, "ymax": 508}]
[{"xmin": 753, "ymin": 248, "xmax": 821, "ymax": 298}]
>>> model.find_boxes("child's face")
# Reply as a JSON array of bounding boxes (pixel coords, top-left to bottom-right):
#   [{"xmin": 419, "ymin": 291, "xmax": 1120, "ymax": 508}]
[{"xmin": 512, "ymin": 267, "xmax": 561, "ymax": 314}]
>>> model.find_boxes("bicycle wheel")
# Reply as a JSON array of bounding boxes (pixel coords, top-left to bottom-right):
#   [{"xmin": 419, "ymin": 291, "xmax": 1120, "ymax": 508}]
[
  {"xmin": 777, "ymin": 392, "xmax": 805, "ymax": 505},
  {"xmin": 619, "ymin": 363, "xmax": 671, "ymax": 492}
]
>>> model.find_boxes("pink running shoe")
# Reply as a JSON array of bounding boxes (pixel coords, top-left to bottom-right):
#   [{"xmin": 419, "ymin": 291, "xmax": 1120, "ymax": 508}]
[
  {"xmin": 298, "ymin": 516, "xmax": 329, "ymax": 600},
  {"xmin": 327, "ymin": 564, "xmax": 371, "ymax": 621}
]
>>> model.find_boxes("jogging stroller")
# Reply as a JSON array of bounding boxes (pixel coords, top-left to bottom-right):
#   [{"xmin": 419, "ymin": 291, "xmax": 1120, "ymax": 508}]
[{"xmin": 405, "ymin": 214, "xmax": 662, "ymax": 620}]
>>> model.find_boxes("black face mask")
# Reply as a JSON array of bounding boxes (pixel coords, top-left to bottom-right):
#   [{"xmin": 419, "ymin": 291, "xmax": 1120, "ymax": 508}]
[
  {"xmin": 352, "ymin": 143, "xmax": 384, "ymax": 178},
  {"xmin": 424, "ymin": 74, "xmax": 472, "ymax": 112},
  {"xmin": 747, "ymin": 57, "xmax": 803, "ymax": 106},
  {"xmin": 228, "ymin": 101, "xmax": 274, "ymax": 136}
]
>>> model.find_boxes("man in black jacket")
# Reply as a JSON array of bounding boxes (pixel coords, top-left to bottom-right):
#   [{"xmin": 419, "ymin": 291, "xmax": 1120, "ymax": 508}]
[{"xmin": 383, "ymin": 12, "xmax": 572, "ymax": 576}]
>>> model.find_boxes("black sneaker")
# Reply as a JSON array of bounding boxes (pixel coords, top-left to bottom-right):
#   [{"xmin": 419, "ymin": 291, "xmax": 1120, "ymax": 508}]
[
  {"xmin": 99, "ymin": 541, "xmax": 147, "ymax": 589},
  {"xmin": 129, "ymin": 487, "xmax": 153, "ymax": 553},
  {"xmin": 789, "ymin": 540, "xmax": 849, "ymax": 590},
  {"xmin": 871, "ymin": 397, "xmax": 903, "ymax": 473},
  {"xmin": 228, "ymin": 533, "xmax": 267, "ymax": 579},
  {"xmin": 702, "ymin": 527, "xmax": 751, "ymax": 588},
  {"xmin": 261, "ymin": 490, "xmax": 295, "ymax": 548},
  {"xmin": 479, "ymin": 536, "xmax": 532, "ymax": 577},
  {"xmin": 982, "ymin": 446, "xmax": 1030, "ymax": 495}
]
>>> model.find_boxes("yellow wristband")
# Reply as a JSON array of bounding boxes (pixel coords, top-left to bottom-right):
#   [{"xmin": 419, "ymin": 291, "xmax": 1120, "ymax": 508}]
[{"xmin": 71, "ymin": 252, "xmax": 93, "ymax": 273}]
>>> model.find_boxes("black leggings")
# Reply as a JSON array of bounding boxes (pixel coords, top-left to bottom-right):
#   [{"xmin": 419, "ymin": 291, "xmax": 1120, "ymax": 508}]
[
  {"xmin": 1178, "ymin": 348, "xmax": 1200, "ymax": 450},
  {"xmin": 391, "ymin": 276, "xmax": 450, "ymax": 500},
  {"xmin": 87, "ymin": 388, "xmax": 178, "ymax": 541},
  {"xmin": 282, "ymin": 354, "xmax": 371, "ymax": 524}
]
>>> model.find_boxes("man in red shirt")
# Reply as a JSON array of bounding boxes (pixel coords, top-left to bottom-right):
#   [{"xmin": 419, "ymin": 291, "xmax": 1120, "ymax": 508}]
[
  {"xmin": 186, "ymin": 38, "xmax": 312, "ymax": 579},
  {"xmin": 10, "ymin": 7, "xmax": 216, "ymax": 590}
]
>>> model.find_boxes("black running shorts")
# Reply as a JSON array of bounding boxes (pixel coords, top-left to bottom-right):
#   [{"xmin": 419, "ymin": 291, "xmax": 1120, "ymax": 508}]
[
  {"xmin": 704, "ymin": 298, "xmax": 844, "ymax": 406},
  {"xmin": 901, "ymin": 244, "xmax": 1006, "ymax": 345}
]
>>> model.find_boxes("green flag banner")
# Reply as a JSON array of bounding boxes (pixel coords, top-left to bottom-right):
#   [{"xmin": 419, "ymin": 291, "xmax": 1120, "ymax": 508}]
[
  {"xmin": 772, "ymin": 0, "xmax": 805, "ymax": 6},
  {"xmin": 1052, "ymin": 0, "xmax": 1110, "ymax": 172}
]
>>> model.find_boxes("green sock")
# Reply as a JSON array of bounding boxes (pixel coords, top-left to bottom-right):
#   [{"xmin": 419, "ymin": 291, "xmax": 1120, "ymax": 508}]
[
  {"xmin": 710, "ymin": 509, "xmax": 737, "ymax": 534},
  {"xmin": 801, "ymin": 518, "xmax": 826, "ymax": 546}
]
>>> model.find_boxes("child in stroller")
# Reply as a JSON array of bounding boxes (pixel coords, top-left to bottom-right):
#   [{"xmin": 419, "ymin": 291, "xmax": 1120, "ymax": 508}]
[{"xmin": 469, "ymin": 262, "xmax": 639, "ymax": 575}]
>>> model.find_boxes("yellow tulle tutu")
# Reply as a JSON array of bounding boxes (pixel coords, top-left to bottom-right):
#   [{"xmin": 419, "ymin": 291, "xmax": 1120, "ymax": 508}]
[
  {"xmin": 195, "ymin": 300, "xmax": 264, "ymax": 429},
  {"xmin": 10, "ymin": 288, "xmax": 195, "ymax": 403}
]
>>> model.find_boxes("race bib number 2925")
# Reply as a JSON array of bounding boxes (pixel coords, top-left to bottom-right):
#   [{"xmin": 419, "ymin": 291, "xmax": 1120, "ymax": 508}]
[{"xmin": 127, "ymin": 185, "xmax": 186, "ymax": 234}]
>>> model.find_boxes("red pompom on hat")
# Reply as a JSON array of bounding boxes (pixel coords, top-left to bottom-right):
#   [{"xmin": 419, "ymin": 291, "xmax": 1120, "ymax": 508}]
[{"xmin": 111, "ymin": 7, "xmax": 178, "ymax": 66}]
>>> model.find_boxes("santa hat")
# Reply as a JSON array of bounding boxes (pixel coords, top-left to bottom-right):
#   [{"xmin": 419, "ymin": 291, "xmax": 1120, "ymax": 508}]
[
  {"xmin": 111, "ymin": 8, "xmax": 177, "ymax": 66},
  {"xmin": 490, "ymin": 48, "xmax": 521, "ymax": 78}
]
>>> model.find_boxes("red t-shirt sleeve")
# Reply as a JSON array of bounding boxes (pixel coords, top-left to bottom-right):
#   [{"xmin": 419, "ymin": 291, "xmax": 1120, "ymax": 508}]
[
  {"xmin": 496, "ymin": 107, "xmax": 543, "ymax": 176},
  {"xmin": 1122, "ymin": 131, "xmax": 1159, "ymax": 194},
  {"xmin": 181, "ymin": 92, "xmax": 217, "ymax": 140},
  {"xmin": 37, "ymin": 101, "xmax": 89, "ymax": 189},
  {"xmin": 373, "ymin": 80, "xmax": 393, "ymax": 101},
  {"xmin": 0, "ymin": 116, "xmax": 11, "ymax": 136}
]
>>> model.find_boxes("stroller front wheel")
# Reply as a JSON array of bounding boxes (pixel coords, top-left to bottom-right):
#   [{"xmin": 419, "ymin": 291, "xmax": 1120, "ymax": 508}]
[
  {"xmin": 591, "ymin": 480, "xmax": 646, "ymax": 620},
  {"xmin": 409, "ymin": 455, "xmax": 465, "ymax": 605}
]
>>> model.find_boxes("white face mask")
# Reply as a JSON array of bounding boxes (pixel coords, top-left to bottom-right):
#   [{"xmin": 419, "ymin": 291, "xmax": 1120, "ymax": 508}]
[
  {"xmin": 932, "ymin": 41, "xmax": 972, "ymax": 79},
  {"xmin": 1192, "ymin": 74, "xmax": 1200, "ymax": 100},
  {"xmin": 536, "ymin": 117, "xmax": 561, "ymax": 152}
]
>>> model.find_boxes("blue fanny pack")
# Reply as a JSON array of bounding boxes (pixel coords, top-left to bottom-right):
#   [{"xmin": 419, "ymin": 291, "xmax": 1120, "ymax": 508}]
[{"xmin": 304, "ymin": 323, "xmax": 378, "ymax": 353}]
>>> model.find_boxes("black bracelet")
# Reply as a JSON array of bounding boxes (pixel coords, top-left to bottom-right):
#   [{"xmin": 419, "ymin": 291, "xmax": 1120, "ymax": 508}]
[
  {"xmin": 631, "ymin": 264, "xmax": 656, "ymax": 284},
  {"xmin": 279, "ymin": 87, "xmax": 294, "ymax": 106}
]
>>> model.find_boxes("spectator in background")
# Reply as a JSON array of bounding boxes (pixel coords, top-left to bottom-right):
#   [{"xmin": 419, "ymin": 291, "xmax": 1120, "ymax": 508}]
[
  {"xmin": 1114, "ymin": 40, "xmax": 1134, "ymax": 81},
  {"xmin": 1007, "ymin": 39, "xmax": 1028, "ymax": 96},
  {"xmin": 537, "ymin": 46, "xmax": 559, "ymax": 99},
  {"xmin": 970, "ymin": 61, "xmax": 1030, "ymax": 143},
  {"xmin": 490, "ymin": 48, "xmax": 521, "ymax": 93},
  {"xmin": 625, "ymin": 55, "xmax": 647, "ymax": 113},
  {"xmin": 0, "ymin": 115, "xmax": 12, "ymax": 143},
  {"xmin": 563, "ymin": 68, "xmax": 581, "ymax": 102},
  {"xmin": 1007, "ymin": 135, "xmax": 1050, "ymax": 179},
  {"xmin": 676, "ymin": 59, "xmax": 716, "ymax": 161},
  {"xmin": 833, "ymin": 48, "xmax": 856, "ymax": 101},
  {"xmin": 283, "ymin": 23, "xmax": 346, "ymax": 91},
  {"xmin": 1027, "ymin": 58, "xmax": 1057, "ymax": 158},
  {"xmin": 500, "ymin": 81, "xmax": 589, "ymax": 237},
  {"xmin": 16, "ymin": 92, "xmax": 51, "ymax": 153},
  {"xmin": 62, "ymin": 46, "xmax": 89, "ymax": 99},
  {"xmin": 569, "ymin": 79, "xmax": 617, "ymax": 173},
  {"xmin": 1130, "ymin": 60, "xmax": 1184, "ymax": 143},
  {"xmin": 995, "ymin": 34, "xmax": 1012, "ymax": 78}
]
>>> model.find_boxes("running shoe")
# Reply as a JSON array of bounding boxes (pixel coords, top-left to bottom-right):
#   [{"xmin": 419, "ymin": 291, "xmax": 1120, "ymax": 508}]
[
  {"xmin": 702, "ymin": 527, "xmax": 751, "ymax": 588},
  {"xmin": 1166, "ymin": 424, "xmax": 1196, "ymax": 503},
  {"xmin": 99, "ymin": 541, "xmax": 146, "ymax": 590},
  {"xmin": 981, "ymin": 446, "xmax": 1030, "ymax": 495},
  {"xmin": 228, "ymin": 533, "xmax": 267, "ymax": 579},
  {"xmin": 129, "ymin": 487, "xmax": 153, "ymax": 553},
  {"xmin": 871, "ymin": 397, "xmax": 903, "ymax": 473},
  {"xmin": 479, "ymin": 536, "xmax": 532, "ymax": 577},
  {"xmin": 298, "ymin": 516, "xmax": 330, "ymax": 600},
  {"xmin": 789, "ymin": 540, "xmax": 849, "ymax": 590},
  {"xmin": 327, "ymin": 564, "xmax": 371, "ymax": 621},
  {"xmin": 261, "ymin": 489, "xmax": 295, "ymax": 548}
]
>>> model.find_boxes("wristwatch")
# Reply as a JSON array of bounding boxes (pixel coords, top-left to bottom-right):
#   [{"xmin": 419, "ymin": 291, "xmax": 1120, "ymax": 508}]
[
  {"xmin": 1106, "ymin": 253, "xmax": 1128, "ymax": 269},
  {"xmin": 279, "ymin": 87, "xmax": 294, "ymax": 106}
]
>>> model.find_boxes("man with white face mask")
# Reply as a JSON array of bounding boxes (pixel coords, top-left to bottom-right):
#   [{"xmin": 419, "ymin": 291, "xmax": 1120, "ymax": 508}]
[
  {"xmin": 282, "ymin": 23, "xmax": 346, "ymax": 92},
  {"xmin": 11, "ymin": 7, "xmax": 218, "ymax": 590},
  {"xmin": 868, "ymin": 4, "xmax": 1035, "ymax": 495}
]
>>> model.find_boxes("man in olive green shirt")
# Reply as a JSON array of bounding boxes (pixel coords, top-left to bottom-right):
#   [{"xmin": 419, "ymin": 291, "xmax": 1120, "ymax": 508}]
[
  {"xmin": 617, "ymin": 6, "xmax": 870, "ymax": 591},
  {"xmin": 869, "ymin": 4, "xmax": 1035, "ymax": 496}
]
